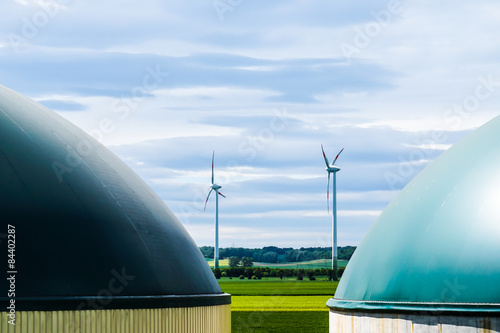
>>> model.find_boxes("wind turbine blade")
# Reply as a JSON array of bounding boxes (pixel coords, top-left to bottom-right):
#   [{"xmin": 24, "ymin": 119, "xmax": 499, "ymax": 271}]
[
  {"xmin": 327, "ymin": 172, "xmax": 330, "ymax": 213},
  {"xmin": 218, "ymin": 191, "xmax": 226, "ymax": 198},
  {"xmin": 321, "ymin": 144, "xmax": 330, "ymax": 167},
  {"xmin": 332, "ymin": 148, "xmax": 344, "ymax": 165},
  {"xmin": 204, "ymin": 189, "xmax": 214, "ymax": 211},
  {"xmin": 211, "ymin": 150, "xmax": 215, "ymax": 184}
]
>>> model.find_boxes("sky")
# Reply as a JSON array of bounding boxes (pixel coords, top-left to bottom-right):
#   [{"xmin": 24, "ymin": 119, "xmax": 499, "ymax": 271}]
[{"xmin": 1, "ymin": 0, "xmax": 499, "ymax": 248}]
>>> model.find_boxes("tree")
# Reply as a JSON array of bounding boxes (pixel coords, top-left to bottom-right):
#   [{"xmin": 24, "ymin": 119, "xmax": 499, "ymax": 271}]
[
  {"xmin": 213, "ymin": 268, "xmax": 221, "ymax": 279},
  {"xmin": 285, "ymin": 249, "xmax": 309, "ymax": 262},
  {"xmin": 338, "ymin": 246, "xmax": 356, "ymax": 260},
  {"xmin": 200, "ymin": 245, "xmax": 357, "ymax": 263},
  {"xmin": 199, "ymin": 246, "xmax": 214, "ymax": 259},
  {"xmin": 244, "ymin": 268, "xmax": 253, "ymax": 279},
  {"xmin": 241, "ymin": 257, "xmax": 253, "ymax": 268},
  {"xmin": 261, "ymin": 251, "xmax": 278, "ymax": 263},
  {"xmin": 327, "ymin": 269, "xmax": 335, "ymax": 281},
  {"xmin": 229, "ymin": 256, "xmax": 240, "ymax": 267},
  {"xmin": 307, "ymin": 269, "xmax": 315, "ymax": 281},
  {"xmin": 253, "ymin": 267, "xmax": 263, "ymax": 279}
]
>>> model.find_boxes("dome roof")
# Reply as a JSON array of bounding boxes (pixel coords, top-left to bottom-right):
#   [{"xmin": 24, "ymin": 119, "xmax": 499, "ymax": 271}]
[
  {"xmin": 0, "ymin": 85, "xmax": 227, "ymax": 310},
  {"xmin": 330, "ymin": 116, "xmax": 500, "ymax": 313}
]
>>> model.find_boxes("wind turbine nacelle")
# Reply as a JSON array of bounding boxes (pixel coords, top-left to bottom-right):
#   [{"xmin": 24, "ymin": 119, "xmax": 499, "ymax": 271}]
[
  {"xmin": 327, "ymin": 166, "xmax": 341, "ymax": 172},
  {"xmin": 212, "ymin": 184, "xmax": 222, "ymax": 190}
]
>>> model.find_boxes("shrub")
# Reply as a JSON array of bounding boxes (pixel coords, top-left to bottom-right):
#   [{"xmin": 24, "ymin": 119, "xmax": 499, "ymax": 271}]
[
  {"xmin": 251, "ymin": 275, "xmax": 257, "ymax": 280},
  {"xmin": 297, "ymin": 269, "xmax": 304, "ymax": 281},
  {"xmin": 239, "ymin": 275, "xmax": 245, "ymax": 279},
  {"xmin": 253, "ymin": 267, "xmax": 263, "ymax": 279},
  {"xmin": 245, "ymin": 268, "xmax": 254, "ymax": 279}
]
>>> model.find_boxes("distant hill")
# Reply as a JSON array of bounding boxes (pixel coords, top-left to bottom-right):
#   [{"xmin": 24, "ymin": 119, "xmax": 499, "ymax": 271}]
[
  {"xmin": 253, "ymin": 259, "xmax": 348, "ymax": 269},
  {"xmin": 199, "ymin": 246, "xmax": 356, "ymax": 263}
]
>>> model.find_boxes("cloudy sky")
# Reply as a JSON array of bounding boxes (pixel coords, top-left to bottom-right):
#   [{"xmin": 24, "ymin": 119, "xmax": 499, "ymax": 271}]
[{"xmin": 1, "ymin": 0, "xmax": 499, "ymax": 248}]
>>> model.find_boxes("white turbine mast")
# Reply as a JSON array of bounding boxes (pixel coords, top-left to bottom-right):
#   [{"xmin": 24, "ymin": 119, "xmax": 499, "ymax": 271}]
[
  {"xmin": 204, "ymin": 151, "xmax": 226, "ymax": 270},
  {"xmin": 321, "ymin": 145, "xmax": 344, "ymax": 281}
]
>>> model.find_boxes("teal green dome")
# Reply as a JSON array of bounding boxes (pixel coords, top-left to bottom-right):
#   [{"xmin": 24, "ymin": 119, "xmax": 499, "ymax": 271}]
[{"xmin": 329, "ymin": 116, "xmax": 500, "ymax": 313}]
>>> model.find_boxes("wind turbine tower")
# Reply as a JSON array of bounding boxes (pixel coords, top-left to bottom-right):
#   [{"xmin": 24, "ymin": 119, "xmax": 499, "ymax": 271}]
[
  {"xmin": 204, "ymin": 151, "xmax": 226, "ymax": 270},
  {"xmin": 321, "ymin": 145, "xmax": 344, "ymax": 281}
]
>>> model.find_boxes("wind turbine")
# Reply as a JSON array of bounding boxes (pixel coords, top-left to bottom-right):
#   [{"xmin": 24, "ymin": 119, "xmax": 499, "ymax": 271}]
[
  {"xmin": 204, "ymin": 151, "xmax": 226, "ymax": 270},
  {"xmin": 321, "ymin": 145, "xmax": 344, "ymax": 281}
]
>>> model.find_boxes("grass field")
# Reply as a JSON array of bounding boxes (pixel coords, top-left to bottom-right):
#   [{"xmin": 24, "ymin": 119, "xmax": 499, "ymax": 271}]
[
  {"xmin": 218, "ymin": 277, "xmax": 338, "ymax": 332},
  {"xmin": 232, "ymin": 311, "xmax": 329, "ymax": 332},
  {"xmin": 219, "ymin": 278, "xmax": 337, "ymax": 296},
  {"xmin": 206, "ymin": 258, "xmax": 230, "ymax": 267},
  {"xmin": 232, "ymin": 295, "xmax": 331, "ymax": 311}
]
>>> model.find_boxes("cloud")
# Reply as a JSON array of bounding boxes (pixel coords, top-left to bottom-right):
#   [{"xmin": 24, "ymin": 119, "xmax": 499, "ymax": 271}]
[
  {"xmin": 0, "ymin": 0, "xmax": 498, "ymax": 248},
  {"xmin": 0, "ymin": 50, "xmax": 398, "ymax": 106},
  {"xmin": 38, "ymin": 99, "xmax": 86, "ymax": 111}
]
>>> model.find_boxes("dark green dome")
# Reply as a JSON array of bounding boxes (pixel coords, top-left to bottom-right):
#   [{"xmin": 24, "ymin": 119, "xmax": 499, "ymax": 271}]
[
  {"xmin": 329, "ymin": 116, "xmax": 500, "ymax": 313},
  {"xmin": 0, "ymin": 85, "xmax": 227, "ymax": 310}
]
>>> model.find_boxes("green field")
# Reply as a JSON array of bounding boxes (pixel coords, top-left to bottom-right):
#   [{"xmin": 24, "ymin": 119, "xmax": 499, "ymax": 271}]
[
  {"xmin": 219, "ymin": 278, "xmax": 337, "ymax": 296},
  {"xmin": 232, "ymin": 295, "xmax": 331, "ymax": 311},
  {"xmin": 206, "ymin": 258, "xmax": 230, "ymax": 267},
  {"xmin": 232, "ymin": 311, "xmax": 329, "ymax": 332},
  {"xmin": 218, "ymin": 277, "xmax": 337, "ymax": 332}
]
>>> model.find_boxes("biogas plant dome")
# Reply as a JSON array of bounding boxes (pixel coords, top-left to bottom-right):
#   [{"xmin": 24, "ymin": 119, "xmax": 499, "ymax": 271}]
[
  {"xmin": 0, "ymin": 85, "xmax": 230, "ymax": 332},
  {"xmin": 328, "ymin": 116, "xmax": 500, "ymax": 332}
]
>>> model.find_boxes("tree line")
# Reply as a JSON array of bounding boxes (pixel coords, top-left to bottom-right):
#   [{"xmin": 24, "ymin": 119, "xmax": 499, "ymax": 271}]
[
  {"xmin": 199, "ymin": 245, "xmax": 356, "ymax": 263},
  {"xmin": 211, "ymin": 266, "xmax": 346, "ymax": 281}
]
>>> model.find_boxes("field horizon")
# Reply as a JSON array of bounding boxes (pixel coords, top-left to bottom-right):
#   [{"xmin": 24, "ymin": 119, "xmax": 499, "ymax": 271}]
[{"xmin": 206, "ymin": 258, "xmax": 348, "ymax": 269}]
